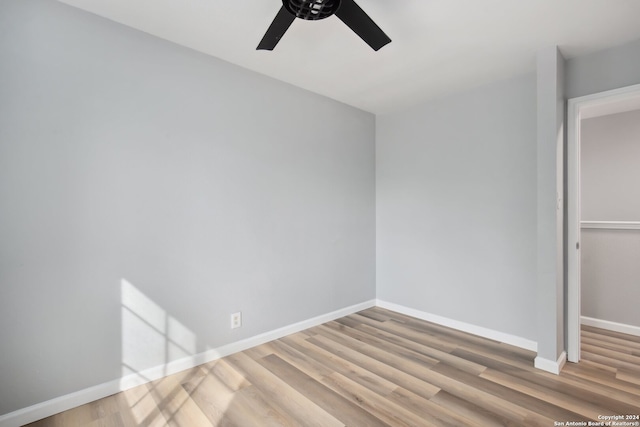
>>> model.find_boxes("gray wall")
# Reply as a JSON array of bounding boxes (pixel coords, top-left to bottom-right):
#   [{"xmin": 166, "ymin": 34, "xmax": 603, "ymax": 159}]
[
  {"xmin": 566, "ymin": 38, "xmax": 640, "ymax": 100},
  {"xmin": 376, "ymin": 74, "xmax": 538, "ymax": 342},
  {"xmin": 0, "ymin": 0, "xmax": 375, "ymax": 416},
  {"xmin": 535, "ymin": 46, "xmax": 565, "ymax": 364},
  {"xmin": 580, "ymin": 110, "xmax": 640, "ymax": 327},
  {"xmin": 581, "ymin": 110, "xmax": 640, "ymax": 220}
]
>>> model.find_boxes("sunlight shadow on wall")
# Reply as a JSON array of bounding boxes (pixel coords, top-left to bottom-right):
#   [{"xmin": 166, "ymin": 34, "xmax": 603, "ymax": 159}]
[
  {"xmin": 114, "ymin": 278, "xmax": 299, "ymax": 425},
  {"xmin": 121, "ymin": 278, "xmax": 197, "ymax": 379},
  {"xmin": 120, "ymin": 278, "xmax": 201, "ymax": 424}
]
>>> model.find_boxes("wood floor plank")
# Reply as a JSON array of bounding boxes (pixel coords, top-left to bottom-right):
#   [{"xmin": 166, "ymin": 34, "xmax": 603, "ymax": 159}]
[
  {"xmin": 309, "ymin": 328, "xmax": 545, "ymax": 425},
  {"xmin": 257, "ymin": 353, "xmax": 389, "ymax": 427},
  {"xmin": 353, "ymin": 321, "xmax": 487, "ymax": 375},
  {"xmin": 562, "ymin": 364, "xmax": 640, "ymax": 397},
  {"xmin": 429, "ymin": 390, "xmax": 521, "ymax": 427},
  {"xmin": 145, "ymin": 374, "xmax": 214, "ymax": 427},
  {"xmin": 371, "ymin": 309, "xmax": 508, "ymax": 350},
  {"xmin": 582, "ymin": 325, "xmax": 640, "ymax": 344},
  {"xmin": 582, "ymin": 342, "xmax": 640, "ymax": 366},
  {"xmin": 87, "ymin": 395, "xmax": 122, "ymax": 422},
  {"xmin": 243, "ymin": 342, "xmax": 276, "ymax": 360},
  {"xmin": 581, "ymin": 330, "xmax": 640, "ymax": 352},
  {"xmin": 454, "ymin": 347, "xmax": 640, "ymax": 407},
  {"xmin": 357, "ymin": 309, "xmax": 395, "ymax": 323},
  {"xmin": 428, "ymin": 363, "xmax": 560, "ymax": 426},
  {"xmin": 311, "ymin": 324, "xmax": 442, "ymax": 377},
  {"xmin": 345, "ymin": 313, "xmax": 459, "ymax": 353},
  {"xmin": 201, "ymin": 359, "xmax": 250, "ymax": 393},
  {"xmin": 617, "ymin": 369, "xmax": 640, "ymax": 386},
  {"xmin": 180, "ymin": 366, "xmax": 240, "ymax": 427},
  {"xmin": 479, "ymin": 367, "xmax": 616, "ymax": 421},
  {"xmin": 573, "ymin": 357, "xmax": 619, "ymax": 374},
  {"xmin": 224, "ymin": 351, "xmax": 344, "ymax": 427},
  {"xmin": 321, "ymin": 372, "xmax": 435, "ymax": 427},
  {"xmin": 119, "ymin": 383, "xmax": 171, "ymax": 427},
  {"xmin": 320, "ymin": 321, "xmax": 464, "ymax": 372},
  {"xmin": 26, "ymin": 311, "xmax": 640, "ymax": 427},
  {"xmin": 583, "ymin": 350, "xmax": 640, "ymax": 373},
  {"xmin": 280, "ymin": 332, "xmax": 400, "ymax": 396},
  {"xmin": 370, "ymin": 310, "xmax": 536, "ymax": 366},
  {"xmin": 283, "ymin": 330, "xmax": 442, "ymax": 401},
  {"xmin": 582, "ymin": 335, "xmax": 637, "ymax": 354},
  {"xmin": 267, "ymin": 338, "xmax": 335, "ymax": 381},
  {"xmin": 388, "ymin": 387, "xmax": 487, "ymax": 427}
]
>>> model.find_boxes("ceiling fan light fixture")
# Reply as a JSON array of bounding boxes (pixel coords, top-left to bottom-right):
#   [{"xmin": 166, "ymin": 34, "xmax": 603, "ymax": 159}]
[
  {"xmin": 284, "ymin": 0, "xmax": 341, "ymax": 21},
  {"xmin": 257, "ymin": 0, "xmax": 391, "ymax": 51}
]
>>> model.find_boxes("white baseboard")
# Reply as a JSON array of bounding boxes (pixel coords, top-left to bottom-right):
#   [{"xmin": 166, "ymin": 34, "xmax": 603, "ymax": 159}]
[
  {"xmin": 375, "ymin": 299, "xmax": 538, "ymax": 352},
  {"xmin": 581, "ymin": 316, "xmax": 640, "ymax": 337},
  {"xmin": 534, "ymin": 351, "xmax": 567, "ymax": 375},
  {"xmin": 0, "ymin": 299, "xmax": 376, "ymax": 427}
]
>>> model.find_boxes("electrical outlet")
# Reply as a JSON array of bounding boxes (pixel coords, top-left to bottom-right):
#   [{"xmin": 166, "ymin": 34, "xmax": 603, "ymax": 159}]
[{"xmin": 230, "ymin": 312, "xmax": 242, "ymax": 329}]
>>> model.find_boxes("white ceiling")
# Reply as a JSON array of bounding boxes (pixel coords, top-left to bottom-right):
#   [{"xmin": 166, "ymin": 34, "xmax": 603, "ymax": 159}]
[{"xmin": 58, "ymin": 0, "xmax": 640, "ymax": 114}]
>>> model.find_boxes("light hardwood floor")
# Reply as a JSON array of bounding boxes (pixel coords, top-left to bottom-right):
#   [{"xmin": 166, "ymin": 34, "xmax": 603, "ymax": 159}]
[{"xmin": 27, "ymin": 308, "xmax": 640, "ymax": 426}]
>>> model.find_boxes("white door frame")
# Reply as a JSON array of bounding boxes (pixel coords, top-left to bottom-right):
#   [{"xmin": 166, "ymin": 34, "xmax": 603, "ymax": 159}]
[{"xmin": 567, "ymin": 83, "xmax": 640, "ymax": 363}]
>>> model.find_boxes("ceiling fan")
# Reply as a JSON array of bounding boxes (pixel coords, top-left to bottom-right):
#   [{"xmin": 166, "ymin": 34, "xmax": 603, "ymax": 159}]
[{"xmin": 257, "ymin": 0, "xmax": 391, "ymax": 51}]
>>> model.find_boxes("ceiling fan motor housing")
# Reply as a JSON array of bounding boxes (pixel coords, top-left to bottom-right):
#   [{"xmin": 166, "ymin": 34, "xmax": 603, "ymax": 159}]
[
  {"xmin": 258, "ymin": 0, "xmax": 391, "ymax": 51},
  {"xmin": 283, "ymin": 0, "xmax": 341, "ymax": 20}
]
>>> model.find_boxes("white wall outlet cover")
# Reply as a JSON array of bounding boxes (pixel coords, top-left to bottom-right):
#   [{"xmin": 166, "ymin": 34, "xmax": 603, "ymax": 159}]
[{"xmin": 231, "ymin": 312, "xmax": 242, "ymax": 329}]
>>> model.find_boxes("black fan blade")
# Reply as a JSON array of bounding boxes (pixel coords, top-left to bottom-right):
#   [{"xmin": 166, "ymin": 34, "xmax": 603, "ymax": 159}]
[
  {"xmin": 257, "ymin": 7, "xmax": 296, "ymax": 50},
  {"xmin": 335, "ymin": 0, "xmax": 391, "ymax": 51}
]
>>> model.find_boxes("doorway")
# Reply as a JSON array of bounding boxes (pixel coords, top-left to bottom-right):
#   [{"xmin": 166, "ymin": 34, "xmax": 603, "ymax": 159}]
[{"xmin": 567, "ymin": 83, "xmax": 640, "ymax": 363}]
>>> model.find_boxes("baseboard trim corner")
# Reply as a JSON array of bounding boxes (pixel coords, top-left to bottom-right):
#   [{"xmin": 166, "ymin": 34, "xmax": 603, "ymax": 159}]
[
  {"xmin": 375, "ymin": 299, "xmax": 538, "ymax": 352},
  {"xmin": 534, "ymin": 351, "xmax": 567, "ymax": 375},
  {"xmin": 0, "ymin": 299, "xmax": 375, "ymax": 427},
  {"xmin": 581, "ymin": 316, "xmax": 640, "ymax": 337}
]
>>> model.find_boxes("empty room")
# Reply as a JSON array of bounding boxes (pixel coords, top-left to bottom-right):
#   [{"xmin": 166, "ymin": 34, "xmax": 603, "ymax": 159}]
[{"xmin": 1, "ymin": 0, "xmax": 640, "ymax": 426}]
